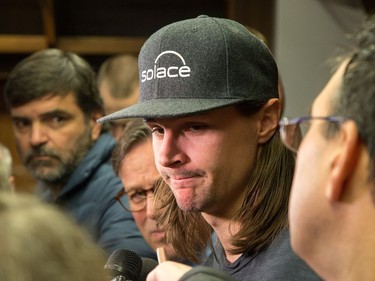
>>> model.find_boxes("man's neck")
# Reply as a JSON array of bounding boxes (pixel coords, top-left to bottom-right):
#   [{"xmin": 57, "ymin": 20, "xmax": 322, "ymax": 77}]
[{"xmin": 202, "ymin": 212, "xmax": 242, "ymax": 263}]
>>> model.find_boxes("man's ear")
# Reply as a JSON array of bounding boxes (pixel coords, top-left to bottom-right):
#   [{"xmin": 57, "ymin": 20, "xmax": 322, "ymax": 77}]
[
  {"xmin": 258, "ymin": 98, "xmax": 280, "ymax": 144},
  {"xmin": 90, "ymin": 111, "xmax": 103, "ymax": 141},
  {"xmin": 326, "ymin": 120, "xmax": 360, "ymax": 202}
]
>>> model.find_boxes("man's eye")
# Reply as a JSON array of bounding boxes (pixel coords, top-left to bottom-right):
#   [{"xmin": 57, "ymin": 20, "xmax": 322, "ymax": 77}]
[
  {"xmin": 188, "ymin": 124, "xmax": 206, "ymax": 132},
  {"xmin": 129, "ymin": 191, "xmax": 147, "ymax": 203},
  {"xmin": 13, "ymin": 119, "xmax": 30, "ymax": 130},
  {"xmin": 151, "ymin": 127, "xmax": 164, "ymax": 135},
  {"xmin": 184, "ymin": 123, "xmax": 207, "ymax": 133},
  {"xmin": 48, "ymin": 116, "xmax": 67, "ymax": 127},
  {"xmin": 52, "ymin": 116, "xmax": 65, "ymax": 123}
]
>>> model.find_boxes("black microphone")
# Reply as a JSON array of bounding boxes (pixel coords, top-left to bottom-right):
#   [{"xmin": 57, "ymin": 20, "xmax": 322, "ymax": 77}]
[
  {"xmin": 105, "ymin": 249, "xmax": 142, "ymax": 281},
  {"xmin": 105, "ymin": 249, "xmax": 158, "ymax": 281}
]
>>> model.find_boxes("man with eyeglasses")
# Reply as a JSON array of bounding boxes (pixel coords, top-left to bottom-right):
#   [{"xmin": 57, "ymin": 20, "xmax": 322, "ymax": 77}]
[
  {"xmin": 279, "ymin": 14, "xmax": 375, "ymax": 281},
  {"xmin": 112, "ymin": 119, "xmax": 184, "ymax": 262}
]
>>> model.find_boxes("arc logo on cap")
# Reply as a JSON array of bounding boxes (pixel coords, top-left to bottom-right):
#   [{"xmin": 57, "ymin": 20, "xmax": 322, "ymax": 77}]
[{"xmin": 141, "ymin": 50, "xmax": 191, "ymax": 82}]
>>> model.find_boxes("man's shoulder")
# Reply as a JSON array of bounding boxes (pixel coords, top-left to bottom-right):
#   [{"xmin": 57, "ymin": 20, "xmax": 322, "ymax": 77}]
[
  {"xmin": 240, "ymin": 230, "xmax": 322, "ymax": 280},
  {"xmin": 216, "ymin": 230, "xmax": 322, "ymax": 281},
  {"xmin": 78, "ymin": 133, "xmax": 119, "ymax": 185}
]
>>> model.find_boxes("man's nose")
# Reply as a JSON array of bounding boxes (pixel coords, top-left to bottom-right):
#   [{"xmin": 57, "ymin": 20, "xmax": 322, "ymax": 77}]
[
  {"xmin": 145, "ymin": 195, "xmax": 156, "ymax": 219},
  {"xmin": 30, "ymin": 123, "xmax": 48, "ymax": 147},
  {"xmin": 155, "ymin": 133, "xmax": 184, "ymax": 168}
]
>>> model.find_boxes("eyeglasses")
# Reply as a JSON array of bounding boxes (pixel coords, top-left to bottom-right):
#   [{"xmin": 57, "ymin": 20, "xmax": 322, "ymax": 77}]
[
  {"xmin": 279, "ymin": 116, "xmax": 345, "ymax": 153},
  {"xmin": 114, "ymin": 188, "xmax": 155, "ymax": 212}
]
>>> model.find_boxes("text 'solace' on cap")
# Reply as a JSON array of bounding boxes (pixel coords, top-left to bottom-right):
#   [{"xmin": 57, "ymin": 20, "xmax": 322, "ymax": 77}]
[{"xmin": 97, "ymin": 15, "xmax": 278, "ymax": 123}]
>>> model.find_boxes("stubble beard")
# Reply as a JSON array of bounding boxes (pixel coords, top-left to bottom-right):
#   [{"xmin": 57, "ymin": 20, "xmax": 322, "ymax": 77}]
[{"xmin": 22, "ymin": 124, "xmax": 94, "ymax": 187}]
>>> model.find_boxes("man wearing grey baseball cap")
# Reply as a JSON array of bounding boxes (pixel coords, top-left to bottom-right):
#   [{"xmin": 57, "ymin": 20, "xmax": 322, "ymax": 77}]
[{"xmin": 98, "ymin": 15, "xmax": 321, "ymax": 281}]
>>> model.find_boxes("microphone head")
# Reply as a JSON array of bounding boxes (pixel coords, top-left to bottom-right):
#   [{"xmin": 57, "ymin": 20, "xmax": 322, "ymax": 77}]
[
  {"xmin": 137, "ymin": 258, "xmax": 158, "ymax": 281},
  {"xmin": 105, "ymin": 249, "xmax": 142, "ymax": 281}
]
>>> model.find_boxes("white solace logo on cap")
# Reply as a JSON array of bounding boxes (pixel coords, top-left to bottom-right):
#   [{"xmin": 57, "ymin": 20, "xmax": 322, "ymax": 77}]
[{"xmin": 141, "ymin": 50, "xmax": 191, "ymax": 82}]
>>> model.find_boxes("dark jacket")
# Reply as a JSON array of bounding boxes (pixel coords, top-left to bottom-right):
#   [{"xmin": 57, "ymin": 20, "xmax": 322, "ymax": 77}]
[{"xmin": 36, "ymin": 133, "xmax": 156, "ymax": 259}]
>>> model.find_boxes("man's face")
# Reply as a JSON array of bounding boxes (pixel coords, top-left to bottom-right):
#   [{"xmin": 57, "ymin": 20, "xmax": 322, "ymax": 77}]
[
  {"xmin": 146, "ymin": 106, "xmax": 260, "ymax": 217},
  {"xmin": 289, "ymin": 61, "xmax": 347, "ymax": 263},
  {"xmin": 100, "ymin": 81, "xmax": 139, "ymax": 141},
  {"xmin": 10, "ymin": 93, "xmax": 99, "ymax": 185},
  {"xmin": 119, "ymin": 138, "xmax": 177, "ymax": 258}
]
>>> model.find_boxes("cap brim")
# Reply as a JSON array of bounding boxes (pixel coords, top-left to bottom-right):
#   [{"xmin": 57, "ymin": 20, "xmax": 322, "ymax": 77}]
[{"xmin": 97, "ymin": 98, "xmax": 245, "ymax": 123}]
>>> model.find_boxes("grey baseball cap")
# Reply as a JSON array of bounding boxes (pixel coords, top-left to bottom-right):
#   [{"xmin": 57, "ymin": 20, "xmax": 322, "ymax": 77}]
[{"xmin": 97, "ymin": 15, "xmax": 278, "ymax": 123}]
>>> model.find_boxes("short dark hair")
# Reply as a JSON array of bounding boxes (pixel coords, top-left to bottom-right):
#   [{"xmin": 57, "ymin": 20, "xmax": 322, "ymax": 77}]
[
  {"xmin": 112, "ymin": 119, "xmax": 151, "ymax": 175},
  {"xmin": 330, "ymin": 14, "xmax": 375, "ymax": 183},
  {"xmin": 4, "ymin": 48, "xmax": 103, "ymax": 118}
]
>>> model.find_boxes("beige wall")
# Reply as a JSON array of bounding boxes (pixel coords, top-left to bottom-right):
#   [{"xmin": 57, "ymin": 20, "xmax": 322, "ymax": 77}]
[{"xmin": 274, "ymin": 0, "xmax": 367, "ymax": 118}]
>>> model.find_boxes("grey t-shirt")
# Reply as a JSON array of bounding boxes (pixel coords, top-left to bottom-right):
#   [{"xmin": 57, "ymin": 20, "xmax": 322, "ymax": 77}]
[
  {"xmin": 210, "ymin": 229, "xmax": 322, "ymax": 281},
  {"xmin": 180, "ymin": 266, "xmax": 236, "ymax": 281}
]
